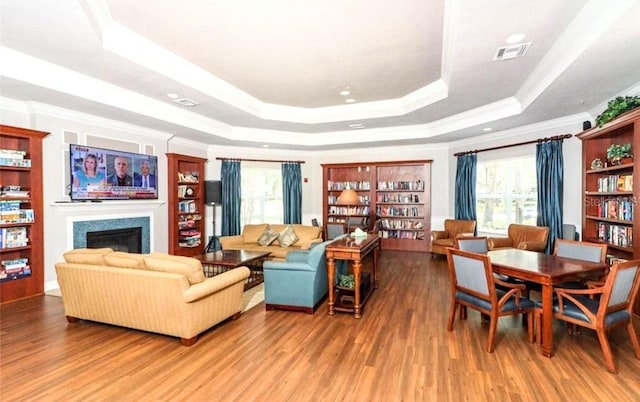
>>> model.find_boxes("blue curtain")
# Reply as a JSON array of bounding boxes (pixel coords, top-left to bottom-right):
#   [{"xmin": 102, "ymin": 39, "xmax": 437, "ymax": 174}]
[
  {"xmin": 454, "ymin": 154, "xmax": 477, "ymax": 225},
  {"xmin": 536, "ymin": 140, "xmax": 564, "ymax": 254},
  {"xmin": 282, "ymin": 162, "xmax": 302, "ymax": 224},
  {"xmin": 221, "ymin": 160, "xmax": 241, "ymax": 236}
]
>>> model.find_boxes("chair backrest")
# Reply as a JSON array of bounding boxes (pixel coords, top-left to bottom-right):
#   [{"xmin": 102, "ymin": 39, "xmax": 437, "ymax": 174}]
[
  {"xmin": 444, "ymin": 219, "xmax": 476, "ymax": 238},
  {"xmin": 326, "ymin": 223, "xmax": 346, "ymax": 240},
  {"xmin": 455, "ymin": 236, "xmax": 488, "ymax": 254},
  {"xmin": 562, "ymin": 224, "xmax": 579, "ymax": 240},
  {"xmin": 554, "ymin": 239, "xmax": 607, "ymax": 263},
  {"xmin": 507, "ymin": 224, "xmax": 549, "ymax": 247},
  {"xmin": 311, "ymin": 218, "xmax": 320, "ymax": 227},
  {"xmin": 446, "ymin": 248, "xmax": 495, "ymax": 302},
  {"xmin": 599, "ymin": 259, "xmax": 640, "ymax": 313}
]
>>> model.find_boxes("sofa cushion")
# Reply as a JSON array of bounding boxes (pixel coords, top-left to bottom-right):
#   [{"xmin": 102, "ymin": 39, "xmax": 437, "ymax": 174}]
[
  {"xmin": 63, "ymin": 248, "xmax": 114, "ymax": 265},
  {"xmin": 242, "ymin": 224, "xmax": 269, "ymax": 243},
  {"xmin": 104, "ymin": 252, "xmax": 147, "ymax": 269},
  {"xmin": 257, "ymin": 225, "xmax": 279, "ymax": 246},
  {"xmin": 144, "ymin": 254, "xmax": 205, "ymax": 284},
  {"xmin": 278, "ymin": 224, "xmax": 299, "ymax": 247},
  {"xmin": 293, "ymin": 224, "xmax": 323, "ymax": 243}
]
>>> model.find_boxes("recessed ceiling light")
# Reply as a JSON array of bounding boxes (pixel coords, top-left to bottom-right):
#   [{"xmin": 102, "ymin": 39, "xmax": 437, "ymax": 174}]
[
  {"xmin": 483, "ymin": 127, "xmax": 492, "ymax": 132},
  {"xmin": 340, "ymin": 89, "xmax": 351, "ymax": 96},
  {"xmin": 263, "ymin": 144, "xmax": 270, "ymax": 148},
  {"xmin": 349, "ymin": 123, "xmax": 365, "ymax": 129},
  {"xmin": 167, "ymin": 93, "xmax": 179, "ymax": 99},
  {"xmin": 506, "ymin": 33, "xmax": 526, "ymax": 44},
  {"xmin": 345, "ymin": 98, "xmax": 356, "ymax": 104}
]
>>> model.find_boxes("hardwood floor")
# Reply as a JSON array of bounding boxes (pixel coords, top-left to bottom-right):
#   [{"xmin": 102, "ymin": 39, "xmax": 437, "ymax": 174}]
[{"xmin": 2, "ymin": 251, "xmax": 639, "ymax": 401}]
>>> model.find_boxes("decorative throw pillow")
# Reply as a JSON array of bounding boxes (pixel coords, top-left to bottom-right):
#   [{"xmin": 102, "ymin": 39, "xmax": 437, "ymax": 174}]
[
  {"xmin": 278, "ymin": 224, "xmax": 299, "ymax": 248},
  {"xmin": 257, "ymin": 225, "xmax": 279, "ymax": 246}
]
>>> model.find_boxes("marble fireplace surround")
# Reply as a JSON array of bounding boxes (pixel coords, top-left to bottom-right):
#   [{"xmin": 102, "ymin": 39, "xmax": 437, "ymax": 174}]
[{"xmin": 71, "ymin": 213, "xmax": 152, "ymax": 253}]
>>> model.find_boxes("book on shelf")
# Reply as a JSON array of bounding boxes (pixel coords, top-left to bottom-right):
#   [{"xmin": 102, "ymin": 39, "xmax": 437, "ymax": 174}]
[
  {"xmin": 0, "ymin": 209, "xmax": 34, "ymax": 224},
  {"xmin": 0, "ymin": 227, "xmax": 29, "ymax": 249}
]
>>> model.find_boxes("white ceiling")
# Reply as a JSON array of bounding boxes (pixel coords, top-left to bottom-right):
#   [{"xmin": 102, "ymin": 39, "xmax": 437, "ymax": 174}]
[{"xmin": 1, "ymin": 0, "xmax": 640, "ymax": 150}]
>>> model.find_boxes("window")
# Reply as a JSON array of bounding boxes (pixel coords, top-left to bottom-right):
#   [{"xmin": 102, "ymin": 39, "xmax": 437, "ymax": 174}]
[
  {"xmin": 476, "ymin": 156, "xmax": 537, "ymax": 235},
  {"xmin": 240, "ymin": 164, "xmax": 283, "ymax": 226}
]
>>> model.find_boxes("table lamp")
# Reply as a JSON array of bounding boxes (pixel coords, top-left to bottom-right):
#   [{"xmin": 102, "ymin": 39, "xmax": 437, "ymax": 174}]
[{"xmin": 337, "ymin": 186, "xmax": 361, "ymax": 234}]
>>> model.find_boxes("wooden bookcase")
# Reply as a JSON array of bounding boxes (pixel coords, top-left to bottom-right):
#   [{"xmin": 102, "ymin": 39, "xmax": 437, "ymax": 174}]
[
  {"xmin": 167, "ymin": 153, "xmax": 207, "ymax": 257},
  {"xmin": 0, "ymin": 125, "xmax": 49, "ymax": 303},
  {"xmin": 577, "ymin": 107, "xmax": 640, "ymax": 316},
  {"xmin": 322, "ymin": 160, "xmax": 431, "ymax": 252}
]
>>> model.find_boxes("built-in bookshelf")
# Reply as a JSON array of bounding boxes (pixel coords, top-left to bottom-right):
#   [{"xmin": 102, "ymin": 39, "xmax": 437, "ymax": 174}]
[
  {"xmin": 577, "ymin": 107, "xmax": 640, "ymax": 317},
  {"xmin": 322, "ymin": 160, "xmax": 431, "ymax": 252},
  {"xmin": 0, "ymin": 125, "xmax": 49, "ymax": 303},
  {"xmin": 167, "ymin": 153, "xmax": 207, "ymax": 257}
]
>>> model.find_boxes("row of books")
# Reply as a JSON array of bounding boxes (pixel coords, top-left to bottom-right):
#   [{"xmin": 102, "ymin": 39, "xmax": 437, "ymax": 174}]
[
  {"xmin": 178, "ymin": 200, "xmax": 198, "ymax": 213},
  {"xmin": 178, "ymin": 171, "xmax": 199, "ymax": 183},
  {"xmin": 377, "ymin": 194, "xmax": 420, "ymax": 204},
  {"xmin": 0, "ymin": 257, "xmax": 31, "ymax": 282},
  {"xmin": 1, "ymin": 186, "xmax": 30, "ymax": 198},
  {"xmin": 596, "ymin": 174, "xmax": 633, "ymax": 192},
  {"xmin": 327, "ymin": 195, "xmax": 370, "ymax": 204},
  {"xmin": 597, "ymin": 223, "xmax": 633, "ymax": 247},
  {"xmin": 327, "ymin": 181, "xmax": 370, "ymax": 191},
  {"xmin": 178, "ymin": 213, "xmax": 201, "ymax": 229},
  {"xmin": 595, "ymin": 197, "xmax": 634, "ymax": 221},
  {"xmin": 0, "ymin": 200, "xmax": 22, "ymax": 211},
  {"xmin": 0, "ymin": 149, "xmax": 31, "ymax": 168},
  {"xmin": 377, "ymin": 180, "xmax": 424, "ymax": 191},
  {"xmin": 0, "ymin": 227, "xmax": 28, "ymax": 249},
  {"xmin": 376, "ymin": 206, "xmax": 422, "ymax": 217},
  {"xmin": 178, "ymin": 232, "xmax": 201, "ymax": 248},
  {"xmin": 329, "ymin": 206, "xmax": 369, "ymax": 215},
  {"xmin": 378, "ymin": 230, "xmax": 425, "ymax": 240},
  {"xmin": 377, "ymin": 219, "xmax": 425, "ymax": 230},
  {"xmin": 0, "ymin": 209, "xmax": 34, "ymax": 224}
]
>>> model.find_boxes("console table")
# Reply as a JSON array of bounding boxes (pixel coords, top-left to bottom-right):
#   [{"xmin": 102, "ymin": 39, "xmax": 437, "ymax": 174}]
[{"xmin": 326, "ymin": 234, "xmax": 380, "ymax": 318}]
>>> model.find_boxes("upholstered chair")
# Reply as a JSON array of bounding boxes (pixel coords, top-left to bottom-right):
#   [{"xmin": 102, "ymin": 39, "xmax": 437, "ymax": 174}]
[
  {"xmin": 552, "ymin": 259, "xmax": 640, "ymax": 373},
  {"xmin": 445, "ymin": 248, "xmax": 535, "ymax": 352},
  {"xmin": 487, "ymin": 224, "xmax": 549, "ymax": 252},
  {"xmin": 431, "ymin": 219, "xmax": 476, "ymax": 256},
  {"xmin": 263, "ymin": 239, "xmax": 335, "ymax": 314}
]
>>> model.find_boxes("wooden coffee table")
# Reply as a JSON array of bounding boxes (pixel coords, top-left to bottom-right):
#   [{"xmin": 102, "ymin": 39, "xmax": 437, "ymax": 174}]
[{"xmin": 196, "ymin": 250, "xmax": 271, "ymax": 290}]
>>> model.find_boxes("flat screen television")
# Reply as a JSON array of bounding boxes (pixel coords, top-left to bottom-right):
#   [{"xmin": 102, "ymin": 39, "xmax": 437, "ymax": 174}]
[{"xmin": 69, "ymin": 144, "xmax": 159, "ymax": 201}]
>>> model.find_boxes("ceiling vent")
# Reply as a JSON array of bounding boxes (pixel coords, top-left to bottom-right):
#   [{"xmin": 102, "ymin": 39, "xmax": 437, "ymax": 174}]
[
  {"xmin": 493, "ymin": 42, "xmax": 531, "ymax": 61},
  {"xmin": 172, "ymin": 97, "xmax": 199, "ymax": 107}
]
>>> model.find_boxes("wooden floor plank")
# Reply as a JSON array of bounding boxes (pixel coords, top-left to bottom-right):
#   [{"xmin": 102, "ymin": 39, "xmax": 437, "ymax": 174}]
[{"xmin": 1, "ymin": 251, "xmax": 639, "ymax": 401}]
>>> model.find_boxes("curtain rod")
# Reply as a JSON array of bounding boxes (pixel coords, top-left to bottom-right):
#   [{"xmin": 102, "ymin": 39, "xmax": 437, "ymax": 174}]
[
  {"xmin": 453, "ymin": 133, "xmax": 573, "ymax": 157},
  {"xmin": 216, "ymin": 157, "xmax": 305, "ymax": 164}
]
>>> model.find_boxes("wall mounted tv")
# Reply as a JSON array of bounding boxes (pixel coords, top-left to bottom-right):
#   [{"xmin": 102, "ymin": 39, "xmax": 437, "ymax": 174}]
[{"xmin": 70, "ymin": 144, "xmax": 159, "ymax": 201}]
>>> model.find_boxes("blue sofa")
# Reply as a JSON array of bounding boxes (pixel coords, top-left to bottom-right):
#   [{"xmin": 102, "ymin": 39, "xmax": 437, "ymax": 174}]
[{"xmin": 263, "ymin": 239, "xmax": 340, "ymax": 314}]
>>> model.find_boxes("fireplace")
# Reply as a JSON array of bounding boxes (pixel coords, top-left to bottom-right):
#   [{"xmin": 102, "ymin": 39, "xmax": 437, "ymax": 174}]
[
  {"xmin": 72, "ymin": 215, "xmax": 151, "ymax": 253},
  {"xmin": 86, "ymin": 227, "xmax": 142, "ymax": 253}
]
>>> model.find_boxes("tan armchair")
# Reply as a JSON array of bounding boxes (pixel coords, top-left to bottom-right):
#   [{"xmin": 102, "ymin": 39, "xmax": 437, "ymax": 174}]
[
  {"xmin": 487, "ymin": 224, "xmax": 549, "ymax": 252},
  {"xmin": 431, "ymin": 219, "xmax": 476, "ymax": 256}
]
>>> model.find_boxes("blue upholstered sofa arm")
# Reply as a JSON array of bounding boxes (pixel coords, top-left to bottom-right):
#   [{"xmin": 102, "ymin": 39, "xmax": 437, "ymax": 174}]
[
  {"xmin": 285, "ymin": 250, "xmax": 310, "ymax": 263},
  {"xmin": 263, "ymin": 261, "xmax": 316, "ymax": 272}
]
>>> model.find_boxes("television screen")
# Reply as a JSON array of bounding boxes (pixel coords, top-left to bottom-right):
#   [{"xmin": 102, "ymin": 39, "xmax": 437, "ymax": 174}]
[{"xmin": 70, "ymin": 144, "xmax": 159, "ymax": 201}]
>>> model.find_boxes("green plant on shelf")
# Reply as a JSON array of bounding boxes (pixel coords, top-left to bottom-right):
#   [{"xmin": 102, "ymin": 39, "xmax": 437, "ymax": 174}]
[
  {"xmin": 595, "ymin": 96, "xmax": 640, "ymax": 127},
  {"xmin": 606, "ymin": 143, "xmax": 632, "ymax": 165}
]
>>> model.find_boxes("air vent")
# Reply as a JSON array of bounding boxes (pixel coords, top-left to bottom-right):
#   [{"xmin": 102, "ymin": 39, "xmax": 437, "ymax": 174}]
[
  {"xmin": 493, "ymin": 42, "xmax": 531, "ymax": 60},
  {"xmin": 173, "ymin": 97, "xmax": 199, "ymax": 107}
]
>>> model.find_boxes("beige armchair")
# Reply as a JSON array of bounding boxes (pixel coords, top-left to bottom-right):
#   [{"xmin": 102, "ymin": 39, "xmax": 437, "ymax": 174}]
[
  {"xmin": 431, "ymin": 219, "xmax": 476, "ymax": 256},
  {"xmin": 488, "ymin": 224, "xmax": 549, "ymax": 252}
]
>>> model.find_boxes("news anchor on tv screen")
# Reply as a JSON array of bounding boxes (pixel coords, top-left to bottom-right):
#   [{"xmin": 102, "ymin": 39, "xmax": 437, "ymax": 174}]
[
  {"xmin": 133, "ymin": 159, "xmax": 156, "ymax": 188},
  {"xmin": 106, "ymin": 155, "xmax": 133, "ymax": 186}
]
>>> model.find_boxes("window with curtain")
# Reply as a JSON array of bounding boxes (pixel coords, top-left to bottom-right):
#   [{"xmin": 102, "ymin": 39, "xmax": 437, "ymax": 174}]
[
  {"xmin": 240, "ymin": 163, "xmax": 283, "ymax": 226},
  {"xmin": 476, "ymin": 156, "xmax": 537, "ymax": 235}
]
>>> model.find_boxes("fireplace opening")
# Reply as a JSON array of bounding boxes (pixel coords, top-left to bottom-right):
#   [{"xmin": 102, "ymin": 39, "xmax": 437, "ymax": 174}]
[{"xmin": 86, "ymin": 227, "xmax": 142, "ymax": 253}]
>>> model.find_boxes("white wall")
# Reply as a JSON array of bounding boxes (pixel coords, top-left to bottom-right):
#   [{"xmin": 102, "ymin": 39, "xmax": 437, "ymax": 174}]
[{"xmin": 1, "ymin": 96, "xmax": 589, "ymax": 292}]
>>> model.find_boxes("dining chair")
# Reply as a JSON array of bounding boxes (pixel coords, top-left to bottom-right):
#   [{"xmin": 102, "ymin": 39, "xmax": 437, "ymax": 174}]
[
  {"xmin": 454, "ymin": 236, "xmax": 489, "ymax": 253},
  {"xmin": 534, "ymin": 239, "xmax": 609, "ymax": 339},
  {"xmin": 552, "ymin": 259, "xmax": 640, "ymax": 373},
  {"xmin": 325, "ymin": 223, "xmax": 346, "ymax": 240},
  {"xmin": 445, "ymin": 248, "xmax": 535, "ymax": 353}
]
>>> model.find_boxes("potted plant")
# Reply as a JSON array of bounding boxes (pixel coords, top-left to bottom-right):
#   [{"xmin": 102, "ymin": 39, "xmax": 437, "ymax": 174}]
[
  {"xmin": 606, "ymin": 143, "xmax": 632, "ymax": 165},
  {"xmin": 596, "ymin": 96, "xmax": 640, "ymax": 127}
]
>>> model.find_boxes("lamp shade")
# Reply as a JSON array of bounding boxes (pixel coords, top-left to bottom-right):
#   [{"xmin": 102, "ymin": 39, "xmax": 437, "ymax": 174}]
[{"xmin": 337, "ymin": 188, "xmax": 360, "ymax": 205}]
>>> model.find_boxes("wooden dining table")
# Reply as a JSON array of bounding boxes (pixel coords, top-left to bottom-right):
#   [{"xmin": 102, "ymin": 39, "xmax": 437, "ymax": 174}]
[{"xmin": 487, "ymin": 248, "xmax": 608, "ymax": 357}]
